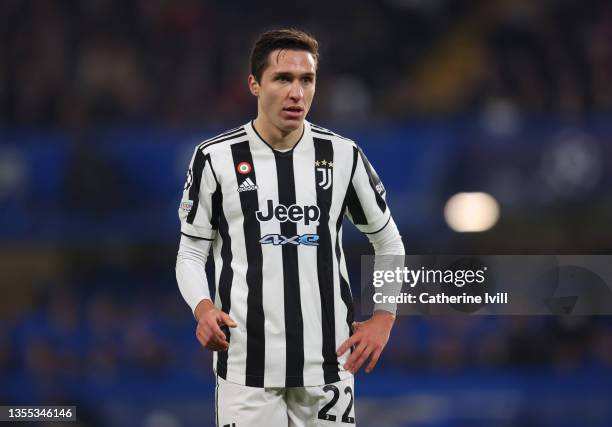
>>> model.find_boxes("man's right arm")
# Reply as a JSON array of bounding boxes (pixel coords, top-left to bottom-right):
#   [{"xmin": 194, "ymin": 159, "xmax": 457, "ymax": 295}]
[
  {"xmin": 176, "ymin": 234, "xmax": 236, "ymax": 351},
  {"xmin": 176, "ymin": 234, "xmax": 212, "ymax": 316}
]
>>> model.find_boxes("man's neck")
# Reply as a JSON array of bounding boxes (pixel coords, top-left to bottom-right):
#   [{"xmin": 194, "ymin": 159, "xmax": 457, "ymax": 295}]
[{"xmin": 253, "ymin": 117, "xmax": 304, "ymax": 151}]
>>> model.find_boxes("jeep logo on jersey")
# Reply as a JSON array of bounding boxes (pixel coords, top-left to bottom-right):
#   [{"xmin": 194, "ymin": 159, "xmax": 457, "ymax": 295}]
[{"xmin": 256, "ymin": 200, "xmax": 320, "ymax": 226}]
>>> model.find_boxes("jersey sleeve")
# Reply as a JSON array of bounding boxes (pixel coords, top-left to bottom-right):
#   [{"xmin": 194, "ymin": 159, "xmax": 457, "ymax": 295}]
[
  {"xmin": 178, "ymin": 147, "xmax": 220, "ymax": 241},
  {"xmin": 344, "ymin": 146, "xmax": 391, "ymax": 234}
]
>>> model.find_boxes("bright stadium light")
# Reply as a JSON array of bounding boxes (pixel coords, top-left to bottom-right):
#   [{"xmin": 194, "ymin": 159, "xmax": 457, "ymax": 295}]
[{"xmin": 444, "ymin": 192, "xmax": 500, "ymax": 232}]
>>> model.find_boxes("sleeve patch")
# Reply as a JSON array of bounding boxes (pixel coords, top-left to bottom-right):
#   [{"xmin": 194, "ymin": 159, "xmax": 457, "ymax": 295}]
[{"xmin": 181, "ymin": 200, "xmax": 194, "ymax": 212}]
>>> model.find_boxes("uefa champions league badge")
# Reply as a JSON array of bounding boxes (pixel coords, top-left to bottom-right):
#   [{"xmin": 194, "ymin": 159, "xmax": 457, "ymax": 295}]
[{"xmin": 181, "ymin": 200, "xmax": 194, "ymax": 212}]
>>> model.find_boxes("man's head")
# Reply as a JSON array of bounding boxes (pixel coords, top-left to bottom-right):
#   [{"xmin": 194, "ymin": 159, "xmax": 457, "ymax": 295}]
[{"xmin": 248, "ymin": 29, "xmax": 319, "ymax": 134}]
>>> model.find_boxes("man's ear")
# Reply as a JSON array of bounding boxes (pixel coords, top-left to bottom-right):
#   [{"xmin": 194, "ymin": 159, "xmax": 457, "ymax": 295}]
[{"xmin": 248, "ymin": 75, "xmax": 260, "ymax": 97}]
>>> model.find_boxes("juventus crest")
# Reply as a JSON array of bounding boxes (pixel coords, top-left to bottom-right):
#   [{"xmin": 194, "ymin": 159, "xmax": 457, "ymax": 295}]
[{"xmin": 315, "ymin": 159, "xmax": 333, "ymax": 190}]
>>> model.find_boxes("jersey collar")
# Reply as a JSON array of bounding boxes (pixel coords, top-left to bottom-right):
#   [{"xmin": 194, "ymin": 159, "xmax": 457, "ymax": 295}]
[{"xmin": 246, "ymin": 120, "xmax": 310, "ymax": 155}]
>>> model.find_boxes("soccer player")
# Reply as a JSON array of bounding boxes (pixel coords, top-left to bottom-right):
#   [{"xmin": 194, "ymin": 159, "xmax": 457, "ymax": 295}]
[{"xmin": 176, "ymin": 28, "xmax": 405, "ymax": 426}]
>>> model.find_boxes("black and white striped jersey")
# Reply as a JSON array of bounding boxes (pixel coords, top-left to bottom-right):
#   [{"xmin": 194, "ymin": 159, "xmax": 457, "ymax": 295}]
[{"xmin": 178, "ymin": 120, "xmax": 393, "ymax": 388}]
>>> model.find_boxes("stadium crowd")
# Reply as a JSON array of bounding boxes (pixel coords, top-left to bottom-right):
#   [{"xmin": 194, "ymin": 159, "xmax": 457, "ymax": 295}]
[{"xmin": 1, "ymin": 0, "xmax": 611, "ymax": 128}]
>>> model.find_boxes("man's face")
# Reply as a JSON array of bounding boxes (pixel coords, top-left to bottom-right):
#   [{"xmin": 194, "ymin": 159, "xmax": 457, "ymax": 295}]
[{"xmin": 249, "ymin": 49, "xmax": 316, "ymax": 133}]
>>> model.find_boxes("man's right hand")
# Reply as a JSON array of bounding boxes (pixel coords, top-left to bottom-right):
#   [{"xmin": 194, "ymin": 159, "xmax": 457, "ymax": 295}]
[{"xmin": 194, "ymin": 299, "xmax": 237, "ymax": 351}]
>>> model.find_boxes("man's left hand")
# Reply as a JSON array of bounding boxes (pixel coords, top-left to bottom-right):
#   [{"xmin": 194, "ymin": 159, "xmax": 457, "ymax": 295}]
[{"xmin": 336, "ymin": 310, "xmax": 395, "ymax": 374}]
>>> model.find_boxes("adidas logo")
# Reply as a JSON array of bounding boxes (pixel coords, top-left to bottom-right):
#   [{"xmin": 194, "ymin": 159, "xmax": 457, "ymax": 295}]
[{"xmin": 238, "ymin": 177, "xmax": 258, "ymax": 192}]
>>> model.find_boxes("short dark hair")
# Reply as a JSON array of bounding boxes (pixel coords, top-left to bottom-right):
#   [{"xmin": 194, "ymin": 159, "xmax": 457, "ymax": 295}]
[{"xmin": 250, "ymin": 28, "xmax": 319, "ymax": 82}]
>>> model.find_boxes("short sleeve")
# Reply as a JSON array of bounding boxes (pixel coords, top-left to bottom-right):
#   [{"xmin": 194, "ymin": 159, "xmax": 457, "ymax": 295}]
[
  {"xmin": 344, "ymin": 146, "xmax": 391, "ymax": 234},
  {"xmin": 178, "ymin": 148, "xmax": 220, "ymax": 241}
]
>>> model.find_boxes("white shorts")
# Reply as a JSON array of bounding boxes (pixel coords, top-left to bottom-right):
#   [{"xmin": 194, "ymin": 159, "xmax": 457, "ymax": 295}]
[{"xmin": 215, "ymin": 375, "xmax": 356, "ymax": 427}]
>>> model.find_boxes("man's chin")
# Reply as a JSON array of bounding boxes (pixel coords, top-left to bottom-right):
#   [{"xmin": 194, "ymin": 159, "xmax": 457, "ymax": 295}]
[{"xmin": 279, "ymin": 118, "xmax": 304, "ymax": 134}]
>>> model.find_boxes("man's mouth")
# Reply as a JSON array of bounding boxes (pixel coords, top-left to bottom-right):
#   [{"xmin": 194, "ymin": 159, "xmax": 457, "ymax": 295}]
[{"xmin": 283, "ymin": 106, "xmax": 304, "ymax": 113}]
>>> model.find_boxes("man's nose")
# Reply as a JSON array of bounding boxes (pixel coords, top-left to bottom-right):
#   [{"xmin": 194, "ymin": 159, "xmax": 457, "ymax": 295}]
[{"xmin": 288, "ymin": 81, "xmax": 304, "ymax": 100}]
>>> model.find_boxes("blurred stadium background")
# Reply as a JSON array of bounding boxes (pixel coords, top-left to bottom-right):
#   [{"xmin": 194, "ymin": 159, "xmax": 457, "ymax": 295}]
[{"xmin": 1, "ymin": 1, "xmax": 612, "ymax": 426}]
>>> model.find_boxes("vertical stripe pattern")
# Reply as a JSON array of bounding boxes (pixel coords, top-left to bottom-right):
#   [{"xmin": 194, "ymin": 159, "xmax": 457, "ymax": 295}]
[
  {"xmin": 216, "ymin": 189, "xmax": 233, "ymax": 379},
  {"xmin": 336, "ymin": 146, "xmax": 359, "ymax": 343},
  {"xmin": 313, "ymin": 137, "xmax": 341, "ymax": 384},
  {"xmin": 179, "ymin": 122, "xmax": 398, "ymax": 388},
  {"xmin": 274, "ymin": 151, "xmax": 305, "ymax": 387},
  {"xmin": 186, "ymin": 149, "xmax": 206, "ymax": 224},
  {"xmin": 231, "ymin": 141, "xmax": 265, "ymax": 387},
  {"xmin": 357, "ymin": 147, "xmax": 387, "ymax": 212}
]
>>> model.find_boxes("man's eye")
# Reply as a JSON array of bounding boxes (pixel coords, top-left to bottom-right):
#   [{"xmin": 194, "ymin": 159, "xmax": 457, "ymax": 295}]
[
  {"xmin": 277, "ymin": 76, "xmax": 290, "ymax": 82},
  {"xmin": 302, "ymin": 77, "xmax": 313, "ymax": 83}
]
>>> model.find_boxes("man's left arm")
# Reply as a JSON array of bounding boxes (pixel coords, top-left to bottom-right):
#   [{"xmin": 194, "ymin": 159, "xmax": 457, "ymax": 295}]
[
  {"xmin": 336, "ymin": 218, "xmax": 405, "ymax": 373},
  {"xmin": 336, "ymin": 146, "xmax": 405, "ymax": 374}
]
